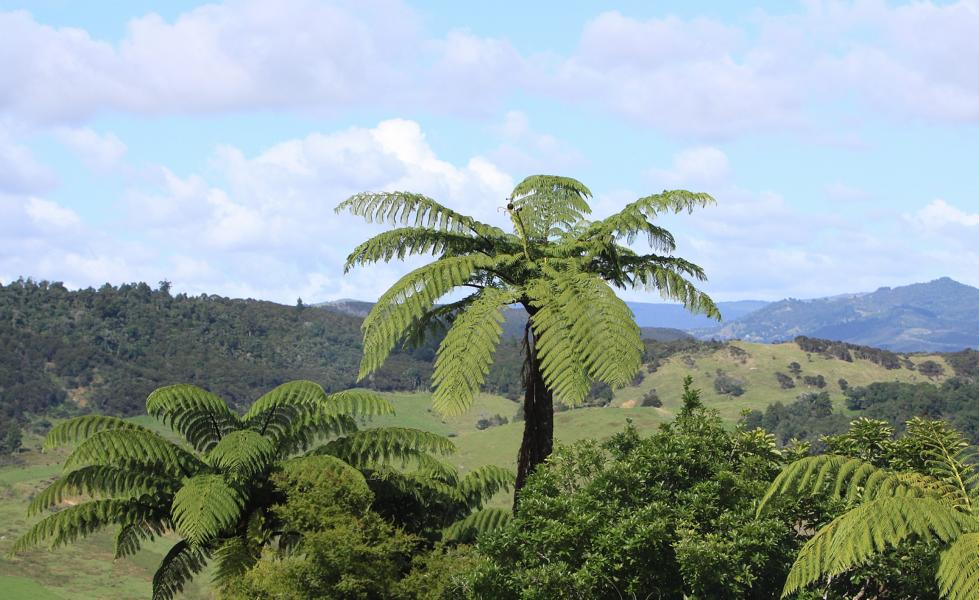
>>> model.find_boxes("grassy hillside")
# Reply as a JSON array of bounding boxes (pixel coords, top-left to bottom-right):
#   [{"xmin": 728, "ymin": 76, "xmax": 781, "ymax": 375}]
[{"xmin": 614, "ymin": 340, "xmax": 950, "ymax": 421}]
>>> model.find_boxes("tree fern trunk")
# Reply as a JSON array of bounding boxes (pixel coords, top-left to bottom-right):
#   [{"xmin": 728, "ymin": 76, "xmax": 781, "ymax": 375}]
[{"xmin": 514, "ymin": 319, "xmax": 553, "ymax": 509}]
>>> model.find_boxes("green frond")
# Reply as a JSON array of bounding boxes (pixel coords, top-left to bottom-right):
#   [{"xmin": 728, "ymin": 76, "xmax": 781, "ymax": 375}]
[
  {"xmin": 443, "ymin": 508, "xmax": 513, "ymax": 543},
  {"xmin": 336, "ymin": 191, "xmax": 487, "ymax": 234},
  {"xmin": 146, "ymin": 384, "xmax": 239, "ymax": 452},
  {"xmin": 279, "ymin": 455, "xmax": 369, "ymax": 490},
  {"xmin": 456, "ymin": 465, "xmax": 515, "ymax": 507},
  {"xmin": 28, "ymin": 465, "xmax": 172, "ymax": 517},
  {"xmin": 171, "ymin": 475, "xmax": 245, "ymax": 547},
  {"xmin": 13, "ymin": 498, "xmax": 154, "ymax": 553},
  {"xmin": 314, "ymin": 427, "xmax": 454, "ymax": 468},
  {"xmin": 343, "ymin": 227, "xmax": 501, "ymax": 272},
  {"xmin": 243, "ymin": 379, "xmax": 329, "ymax": 423},
  {"xmin": 207, "ymin": 430, "xmax": 275, "ymax": 480},
  {"xmin": 211, "ymin": 536, "xmax": 259, "ymax": 588},
  {"xmin": 531, "ymin": 271, "xmax": 643, "ymax": 394},
  {"xmin": 526, "ymin": 280, "xmax": 591, "ymax": 405},
  {"xmin": 625, "ymin": 260, "xmax": 719, "ymax": 318},
  {"xmin": 152, "ymin": 540, "xmax": 210, "ymax": 600},
  {"xmin": 782, "ymin": 496, "xmax": 977, "ymax": 596},
  {"xmin": 401, "ymin": 294, "xmax": 478, "ymax": 350},
  {"xmin": 116, "ymin": 520, "xmax": 167, "ymax": 559},
  {"xmin": 759, "ymin": 455, "xmax": 929, "ymax": 516},
  {"xmin": 367, "ymin": 466, "xmax": 462, "ymax": 503},
  {"xmin": 323, "ymin": 389, "xmax": 396, "ymax": 418},
  {"xmin": 938, "ymin": 532, "xmax": 979, "ymax": 600},
  {"xmin": 64, "ymin": 429, "xmax": 205, "ymax": 476},
  {"xmin": 242, "ymin": 380, "xmax": 350, "ymax": 450},
  {"xmin": 359, "ymin": 255, "xmax": 497, "ymax": 378},
  {"xmin": 44, "ymin": 415, "xmax": 155, "ymax": 449},
  {"xmin": 591, "ymin": 190, "xmax": 714, "ymax": 249},
  {"xmin": 509, "ymin": 175, "xmax": 592, "ymax": 238},
  {"xmin": 432, "ymin": 287, "xmax": 515, "ymax": 416}
]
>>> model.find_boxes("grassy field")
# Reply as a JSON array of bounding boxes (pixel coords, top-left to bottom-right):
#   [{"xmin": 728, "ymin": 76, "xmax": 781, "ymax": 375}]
[{"xmin": 0, "ymin": 340, "xmax": 949, "ymax": 598}]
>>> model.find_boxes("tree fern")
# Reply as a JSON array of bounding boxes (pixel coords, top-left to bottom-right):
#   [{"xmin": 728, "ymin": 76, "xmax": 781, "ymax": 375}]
[
  {"xmin": 28, "ymin": 464, "xmax": 168, "ymax": 516},
  {"xmin": 938, "ymin": 532, "xmax": 979, "ymax": 600},
  {"xmin": 432, "ymin": 287, "xmax": 515, "ymax": 415},
  {"xmin": 13, "ymin": 498, "xmax": 156, "ymax": 552},
  {"xmin": 44, "ymin": 415, "xmax": 154, "ymax": 449},
  {"xmin": 152, "ymin": 540, "xmax": 209, "ymax": 600},
  {"xmin": 315, "ymin": 427, "xmax": 455, "ymax": 468},
  {"xmin": 336, "ymin": 191, "xmax": 485, "ymax": 233},
  {"xmin": 207, "ymin": 430, "xmax": 275, "ymax": 479},
  {"xmin": 64, "ymin": 428, "xmax": 204, "ymax": 476},
  {"xmin": 343, "ymin": 227, "xmax": 500, "ymax": 272}
]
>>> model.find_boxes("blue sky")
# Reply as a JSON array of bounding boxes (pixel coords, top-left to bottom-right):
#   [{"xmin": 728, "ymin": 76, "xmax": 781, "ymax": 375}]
[{"xmin": 1, "ymin": 0, "xmax": 977, "ymax": 303}]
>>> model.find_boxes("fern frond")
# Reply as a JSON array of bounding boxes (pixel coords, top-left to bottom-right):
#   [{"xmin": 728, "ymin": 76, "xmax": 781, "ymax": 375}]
[
  {"xmin": 28, "ymin": 465, "xmax": 173, "ymax": 516},
  {"xmin": 207, "ymin": 430, "xmax": 275, "ymax": 480},
  {"xmin": 759, "ymin": 455, "xmax": 929, "ymax": 516},
  {"xmin": 782, "ymin": 496, "xmax": 977, "ymax": 596},
  {"xmin": 509, "ymin": 175, "xmax": 592, "ymax": 238},
  {"xmin": 64, "ymin": 429, "xmax": 205, "ymax": 476},
  {"xmin": 152, "ymin": 540, "xmax": 210, "ymax": 600},
  {"xmin": 323, "ymin": 389, "xmax": 396, "ymax": 418},
  {"xmin": 938, "ymin": 532, "xmax": 979, "ymax": 600},
  {"xmin": 44, "ymin": 415, "xmax": 155, "ymax": 449},
  {"xmin": 280, "ymin": 455, "xmax": 369, "ymax": 490},
  {"xmin": 13, "ymin": 498, "xmax": 155, "ymax": 553},
  {"xmin": 315, "ymin": 427, "xmax": 454, "ymax": 468},
  {"xmin": 211, "ymin": 536, "xmax": 259, "ymax": 588},
  {"xmin": 526, "ymin": 279, "xmax": 591, "ymax": 405},
  {"xmin": 432, "ymin": 287, "xmax": 515, "ymax": 416},
  {"xmin": 243, "ymin": 380, "xmax": 347, "ymax": 450},
  {"xmin": 591, "ymin": 190, "xmax": 714, "ymax": 249},
  {"xmin": 456, "ymin": 465, "xmax": 516, "ymax": 507},
  {"xmin": 146, "ymin": 384, "xmax": 239, "ymax": 452},
  {"xmin": 359, "ymin": 255, "xmax": 496, "ymax": 378},
  {"xmin": 115, "ymin": 519, "xmax": 168, "ymax": 559},
  {"xmin": 337, "ymin": 191, "xmax": 488, "ymax": 234},
  {"xmin": 624, "ymin": 260, "xmax": 719, "ymax": 318},
  {"xmin": 443, "ymin": 508, "xmax": 512, "ymax": 543},
  {"xmin": 531, "ymin": 271, "xmax": 642, "ymax": 393},
  {"xmin": 171, "ymin": 475, "xmax": 245, "ymax": 547},
  {"xmin": 344, "ymin": 227, "xmax": 504, "ymax": 272}
]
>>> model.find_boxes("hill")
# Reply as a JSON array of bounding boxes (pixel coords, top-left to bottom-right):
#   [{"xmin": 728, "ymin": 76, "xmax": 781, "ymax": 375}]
[{"xmin": 707, "ymin": 277, "xmax": 979, "ymax": 352}]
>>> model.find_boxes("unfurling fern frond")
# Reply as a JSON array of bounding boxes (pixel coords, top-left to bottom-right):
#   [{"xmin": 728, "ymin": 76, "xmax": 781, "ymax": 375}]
[
  {"xmin": 432, "ymin": 287, "xmax": 515, "ymax": 416},
  {"xmin": 938, "ymin": 532, "xmax": 979, "ymax": 600},
  {"xmin": 782, "ymin": 496, "xmax": 977, "ymax": 596},
  {"xmin": 146, "ymin": 384, "xmax": 239, "ymax": 452},
  {"xmin": 343, "ymin": 227, "xmax": 498, "ymax": 272},
  {"xmin": 758, "ymin": 455, "xmax": 931, "ymax": 516},
  {"xmin": 13, "ymin": 498, "xmax": 155, "ymax": 553},
  {"xmin": 337, "ymin": 191, "xmax": 482, "ymax": 233},
  {"xmin": 171, "ymin": 475, "xmax": 245, "ymax": 547},
  {"xmin": 359, "ymin": 255, "xmax": 495, "ymax": 378},
  {"xmin": 443, "ymin": 508, "xmax": 513, "ymax": 543},
  {"xmin": 44, "ymin": 415, "xmax": 155, "ymax": 449},
  {"xmin": 315, "ymin": 427, "xmax": 454, "ymax": 468},
  {"xmin": 28, "ymin": 465, "xmax": 171, "ymax": 516},
  {"xmin": 152, "ymin": 540, "xmax": 210, "ymax": 600},
  {"xmin": 64, "ymin": 429, "xmax": 205, "ymax": 476},
  {"xmin": 207, "ymin": 430, "xmax": 275, "ymax": 480}
]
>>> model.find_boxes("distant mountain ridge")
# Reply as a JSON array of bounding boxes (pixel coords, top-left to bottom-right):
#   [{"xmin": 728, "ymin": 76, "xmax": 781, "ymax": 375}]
[{"xmin": 707, "ymin": 278, "xmax": 979, "ymax": 352}]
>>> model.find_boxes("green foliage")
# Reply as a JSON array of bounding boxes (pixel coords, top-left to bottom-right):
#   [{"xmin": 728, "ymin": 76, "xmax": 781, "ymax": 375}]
[
  {"xmin": 762, "ymin": 416, "xmax": 979, "ymax": 599},
  {"xmin": 466, "ymin": 397, "xmax": 801, "ymax": 599},
  {"xmin": 14, "ymin": 380, "xmax": 477, "ymax": 600}
]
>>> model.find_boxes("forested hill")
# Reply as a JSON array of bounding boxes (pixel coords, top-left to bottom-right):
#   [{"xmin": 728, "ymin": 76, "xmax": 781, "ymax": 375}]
[
  {"xmin": 708, "ymin": 277, "xmax": 979, "ymax": 351},
  {"xmin": 0, "ymin": 279, "xmax": 438, "ymax": 428}
]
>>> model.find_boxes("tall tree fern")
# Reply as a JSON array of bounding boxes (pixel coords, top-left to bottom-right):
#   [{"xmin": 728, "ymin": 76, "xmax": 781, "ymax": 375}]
[
  {"xmin": 338, "ymin": 175, "xmax": 718, "ymax": 498},
  {"xmin": 14, "ymin": 380, "xmax": 507, "ymax": 599},
  {"xmin": 759, "ymin": 417, "xmax": 979, "ymax": 600}
]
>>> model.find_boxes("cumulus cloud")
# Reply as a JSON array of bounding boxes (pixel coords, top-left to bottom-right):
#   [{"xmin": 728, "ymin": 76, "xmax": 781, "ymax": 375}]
[
  {"xmin": 487, "ymin": 111, "xmax": 585, "ymax": 174},
  {"xmin": 648, "ymin": 147, "xmax": 731, "ymax": 188},
  {"xmin": 912, "ymin": 199, "xmax": 979, "ymax": 229},
  {"xmin": 0, "ymin": 129, "xmax": 55, "ymax": 193},
  {"xmin": 55, "ymin": 128, "xmax": 127, "ymax": 171}
]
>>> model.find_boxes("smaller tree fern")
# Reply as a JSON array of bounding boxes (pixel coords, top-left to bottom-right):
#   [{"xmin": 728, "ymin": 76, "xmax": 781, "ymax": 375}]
[
  {"xmin": 759, "ymin": 417, "xmax": 979, "ymax": 600},
  {"xmin": 14, "ymin": 380, "xmax": 511, "ymax": 599}
]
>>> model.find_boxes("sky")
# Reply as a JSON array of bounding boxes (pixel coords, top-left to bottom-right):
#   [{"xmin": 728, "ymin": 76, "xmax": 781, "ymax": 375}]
[{"xmin": 1, "ymin": 0, "xmax": 977, "ymax": 304}]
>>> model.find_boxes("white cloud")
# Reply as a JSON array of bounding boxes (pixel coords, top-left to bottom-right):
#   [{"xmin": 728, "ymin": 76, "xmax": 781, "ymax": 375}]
[
  {"xmin": 487, "ymin": 111, "xmax": 585, "ymax": 174},
  {"xmin": 649, "ymin": 147, "xmax": 731, "ymax": 188},
  {"xmin": 55, "ymin": 128, "xmax": 127, "ymax": 171},
  {"xmin": 912, "ymin": 198, "xmax": 979, "ymax": 229},
  {"xmin": 24, "ymin": 197, "xmax": 81, "ymax": 230},
  {"xmin": 0, "ymin": 129, "xmax": 55, "ymax": 193}
]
